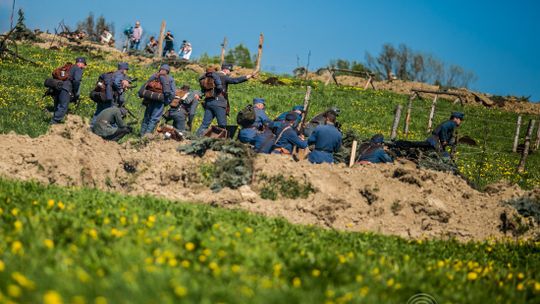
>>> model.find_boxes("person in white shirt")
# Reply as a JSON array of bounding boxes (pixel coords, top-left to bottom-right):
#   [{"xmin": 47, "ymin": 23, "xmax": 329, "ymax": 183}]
[
  {"xmin": 130, "ymin": 21, "xmax": 143, "ymax": 50},
  {"xmin": 179, "ymin": 41, "xmax": 192, "ymax": 60}
]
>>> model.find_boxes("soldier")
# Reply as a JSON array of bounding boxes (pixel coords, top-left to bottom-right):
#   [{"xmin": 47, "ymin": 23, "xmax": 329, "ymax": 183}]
[
  {"xmin": 91, "ymin": 106, "xmax": 132, "ymax": 142},
  {"xmin": 195, "ymin": 67, "xmax": 224, "ymax": 136},
  {"xmin": 304, "ymin": 107, "xmax": 340, "ymax": 137},
  {"xmin": 426, "ymin": 112, "xmax": 464, "ymax": 156},
  {"xmin": 271, "ymin": 113, "xmax": 308, "ymax": 155},
  {"xmin": 273, "ymin": 105, "xmax": 303, "ymax": 131},
  {"xmin": 238, "ymin": 98, "xmax": 272, "ymax": 144},
  {"xmin": 50, "ymin": 57, "xmax": 86, "ymax": 124},
  {"xmin": 139, "ymin": 64, "xmax": 176, "ymax": 136},
  {"xmin": 307, "ymin": 111, "xmax": 342, "ymax": 164},
  {"xmin": 91, "ymin": 62, "xmax": 130, "ymax": 125},
  {"xmin": 357, "ymin": 134, "xmax": 393, "ymax": 164},
  {"xmin": 164, "ymin": 85, "xmax": 201, "ymax": 131},
  {"xmin": 253, "ymin": 121, "xmax": 275, "ymax": 153}
]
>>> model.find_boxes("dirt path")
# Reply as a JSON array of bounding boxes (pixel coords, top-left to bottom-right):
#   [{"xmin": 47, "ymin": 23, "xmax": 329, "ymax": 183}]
[{"xmin": 0, "ymin": 115, "xmax": 537, "ymax": 241}]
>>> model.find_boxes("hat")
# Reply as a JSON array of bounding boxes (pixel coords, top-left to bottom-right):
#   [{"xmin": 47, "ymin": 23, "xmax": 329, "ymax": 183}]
[
  {"xmin": 221, "ymin": 63, "xmax": 233, "ymax": 71},
  {"xmin": 285, "ymin": 113, "xmax": 297, "ymax": 122},
  {"xmin": 118, "ymin": 62, "xmax": 129, "ymax": 70},
  {"xmin": 160, "ymin": 64, "xmax": 171, "ymax": 72},
  {"xmin": 292, "ymin": 105, "xmax": 304, "ymax": 112},
  {"xmin": 253, "ymin": 98, "xmax": 265, "ymax": 105},
  {"xmin": 370, "ymin": 134, "xmax": 384, "ymax": 144},
  {"xmin": 75, "ymin": 57, "xmax": 86, "ymax": 64},
  {"xmin": 328, "ymin": 106, "xmax": 341, "ymax": 116},
  {"xmin": 450, "ymin": 111, "xmax": 465, "ymax": 120}
]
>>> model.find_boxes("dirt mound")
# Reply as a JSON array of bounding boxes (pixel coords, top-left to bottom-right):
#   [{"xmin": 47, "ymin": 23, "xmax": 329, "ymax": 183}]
[{"xmin": 0, "ymin": 115, "xmax": 538, "ymax": 241}]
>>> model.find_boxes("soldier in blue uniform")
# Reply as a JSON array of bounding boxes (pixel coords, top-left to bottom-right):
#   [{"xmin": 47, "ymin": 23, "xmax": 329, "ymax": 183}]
[
  {"xmin": 165, "ymin": 85, "xmax": 201, "ymax": 131},
  {"xmin": 307, "ymin": 111, "xmax": 342, "ymax": 164},
  {"xmin": 253, "ymin": 121, "xmax": 275, "ymax": 154},
  {"xmin": 139, "ymin": 64, "xmax": 176, "ymax": 136},
  {"xmin": 196, "ymin": 63, "xmax": 256, "ymax": 136},
  {"xmin": 272, "ymin": 113, "xmax": 308, "ymax": 155},
  {"xmin": 92, "ymin": 62, "xmax": 130, "ymax": 126},
  {"xmin": 358, "ymin": 134, "xmax": 393, "ymax": 164},
  {"xmin": 273, "ymin": 105, "xmax": 303, "ymax": 132},
  {"xmin": 51, "ymin": 57, "xmax": 86, "ymax": 124},
  {"xmin": 195, "ymin": 68, "xmax": 224, "ymax": 136},
  {"xmin": 426, "ymin": 112, "xmax": 464, "ymax": 156},
  {"xmin": 238, "ymin": 98, "xmax": 272, "ymax": 144}
]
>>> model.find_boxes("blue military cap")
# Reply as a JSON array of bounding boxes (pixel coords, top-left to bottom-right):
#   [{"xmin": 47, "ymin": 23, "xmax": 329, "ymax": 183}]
[
  {"xmin": 292, "ymin": 105, "xmax": 304, "ymax": 112},
  {"xmin": 253, "ymin": 98, "xmax": 265, "ymax": 104},
  {"xmin": 160, "ymin": 64, "xmax": 171, "ymax": 72},
  {"xmin": 450, "ymin": 112, "xmax": 465, "ymax": 120},
  {"xmin": 285, "ymin": 113, "xmax": 297, "ymax": 122},
  {"xmin": 118, "ymin": 62, "xmax": 129, "ymax": 70},
  {"xmin": 75, "ymin": 57, "xmax": 87, "ymax": 64},
  {"xmin": 370, "ymin": 134, "xmax": 384, "ymax": 144},
  {"xmin": 221, "ymin": 63, "xmax": 233, "ymax": 71}
]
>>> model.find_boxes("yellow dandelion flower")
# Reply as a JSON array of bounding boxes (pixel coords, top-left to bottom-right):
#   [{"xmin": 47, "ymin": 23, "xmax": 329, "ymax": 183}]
[
  {"xmin": 174, "ymin": 286, "xmax": 187, "ymax": 297},
  {"xmin": 47, "ymin": 199, "xmax": 55, "ymax": 208},
  {"xmin": 57, "ymin": 202, "xmax": 65, "ymax": 210},
  {"xmin": 43, "ymin": 290, "xmax": 63, "ymax": 304},
  {"xmin": 94, "ymin": 296, "xmax": 107, "ymax": 304},
  {"xmin": 11, "ymin": 241, "xmax": 23, "ymax": 254},
  {"xmin": 185, "ymin": 242, "xmax": 195, "ymax": 251},
  {"xmin": 292, "ymin": 277, "xmax": 301, "ymax": 288},
  {"xmin": 359, "ymin": 286, "xmax": 369, "ymax": 297},
  {"xmin": 231, "ymin": 265, "xmax": 241, "ymax": 273},
  {"xmin": 12, "ymin": 272, "xmax": 35, "ymax": 289},
  {"xmin": 0, "ymin": 260, "xmax": 4, "ymax": 272},
  {"xmin": 467, "ymin": 272, "xmax": 478, "ymax": 281},
  {"xmin": 181, "ymin": 260, "xmax": 190, "ymax": 268},
  {"xmin": 8, "ymin": 284, "xmax": 22, "ymax": 297},
  {"xmin": 517, "ymin": 283, "xmax": 524, "ymax": 291},
  {"xmin": 312, "ymin": 269, "xmax": 321, "ymax": 277},
  {"xmin": 43, "ymin": 239, "xmax": 54, "ymax": 249},
  {"xmin": 534, "ymin": 281, "xmax": 540, "ymax": 292},
  {"xmin": 386, "ymin": 278, "xmax": 395, "ymax": 287},
  {"xmin": 244, "ymin": 227, "xmax": 253, "ymax": 234}
]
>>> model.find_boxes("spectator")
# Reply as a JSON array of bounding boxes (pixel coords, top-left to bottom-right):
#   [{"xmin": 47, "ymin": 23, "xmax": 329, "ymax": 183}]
[
  {"xmin": 179, "ymin": 41, "xmax": 192, "ymax": 60},
  {"xmin": 162, "ymin": 31, "xmax": 175, "ymax": 57},
  {"xmin": 100, "ymin": 29, "xmax": 114, "ymax": 46},
  {"xmin": 144, "ymin": 36, "xmax": 158, "ymax": 54},
  {"xmin": 130, "ymin": 21, "xmax": 143, "ymax": 50}
]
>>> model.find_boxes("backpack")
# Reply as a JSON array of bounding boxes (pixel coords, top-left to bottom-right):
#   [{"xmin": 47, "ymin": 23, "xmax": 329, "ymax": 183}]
[
  {"xmin": 236, "ymin": 104, "xmax": 256, "ymax": 127},
  {"xmin": 146, "ymin": 74, "xmax": 163, "ymax": 93},
  {"xmin": 52, "ymin": 63, "xmax": 73, "ymax": 81},
  {"xmin": 94, "ymin": 71, "xmax": 114, "ymax": 92},
  {"xmin": 200, "ymin": 72, "xmax": 216, "ymax": 98}
]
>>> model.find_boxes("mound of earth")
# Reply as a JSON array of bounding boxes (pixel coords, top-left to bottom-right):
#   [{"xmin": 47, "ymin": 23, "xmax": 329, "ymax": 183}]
[{"xmin": 0, "ymin": 115, "xmax": 538, "ymax": 241}]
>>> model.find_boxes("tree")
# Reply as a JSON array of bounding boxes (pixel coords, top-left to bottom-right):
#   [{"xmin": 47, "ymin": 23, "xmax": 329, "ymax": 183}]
[
  {"xmin": 377, "ymin": 44, "xmax": 397, "ymax": 80},
  {"xmin": 224, "ymin": 44, "xmax": 254, "ymax": 68},
  {"xmin": 198, "ymin": 52, "xmax": 221, "ymax": 65},
  {"xmin": 12, "ymin": 9, "xmax": 36, "ymax": 41}
]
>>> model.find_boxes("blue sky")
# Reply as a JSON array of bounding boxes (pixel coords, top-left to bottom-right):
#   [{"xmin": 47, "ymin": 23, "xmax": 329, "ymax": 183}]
[{"xmin": 1, "ymin": 0, "xmax": 539, "ymax": 100}]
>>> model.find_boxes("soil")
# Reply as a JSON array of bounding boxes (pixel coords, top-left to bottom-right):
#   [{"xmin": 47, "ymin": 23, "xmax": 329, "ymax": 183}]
[{"xmin": 0, "ymin": 115, "xmax": 538, "ymax": 242}]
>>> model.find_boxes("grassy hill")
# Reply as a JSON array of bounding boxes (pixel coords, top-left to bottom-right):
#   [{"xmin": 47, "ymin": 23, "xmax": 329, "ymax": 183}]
[
  {"xmin": 0, "ymin": 42, "xmax": 539, "ymax": 190},
  {"xmin": 0, "ymin": 178, "xmax": 539, "ymax": 303}
]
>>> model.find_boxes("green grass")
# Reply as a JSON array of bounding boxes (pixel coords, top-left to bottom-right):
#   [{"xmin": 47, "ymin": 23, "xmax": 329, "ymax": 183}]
[
  {"xmin": 1, "ymin": 43, "xmax": 538, "ymax": 189},
  {"xmin": 0, "ymin": 178, "xmax": 539, "ymax": 303}
]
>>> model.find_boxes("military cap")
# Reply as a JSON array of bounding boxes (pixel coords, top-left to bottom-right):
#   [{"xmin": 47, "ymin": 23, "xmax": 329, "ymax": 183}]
[
  {"xmin": 370, "ymin": 134, "xmax": 384, "ymax": 144},
  {"xmin": 450, "ymin": 112, "xmax": 465, "ymax": 120},
  {"xmin": 292, "ymin": 105, "xmax": 304, "ymax": 112},
  {"xmin": 75, "ymin": 57, "xmax": 87, "ymax": 64},
  {"xmin": 285, "ymin": 113, "xmax": 297, "ymax": 122},
  {"xmin": 221, "ymin": 63, "xmax": 233, "ymax": 71},
  {"xmin": 160, "ymin": 64, "xmax": 171, "ymax": 72},
  {"xmin": 118, "ymin": 62, "xmax": 129, "ymax": 70},
  {"xmin": 253, "ymin": 98, "xmax": 265, "ymax": 104}
]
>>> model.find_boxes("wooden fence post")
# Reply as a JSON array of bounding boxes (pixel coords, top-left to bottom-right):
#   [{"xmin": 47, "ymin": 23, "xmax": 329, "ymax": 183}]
[
  {"xmin": 427, "ymin": 95, "xmax": 438, "ymax": 132},
  {"xmin": 517, "ymin": 119, "xmax": 535, "ymax": 173},
  {"xmin": 156, "ymin": 20, "xmax": 166, "ymax": 59},
  {"xmin": 220, "ymin": 37, "xmax": 227, "ymax": 66},
  {"xmin": 255, "ymin": 33, "xmax": 264, "ymax": 72},
  {"xmin": 512, "ymin": 115, "xmax": 522, "ymax": 153},
  {"xmin": 391, "ymin": 104, "xmax": 403, "ymax": 140},
  {"xmin": 403, "ymin": 93, "xmax": 416, "ymax": 138},
  {"xmin": 349, "ymin": 140, "xmax": 358, "ymax": 167},
  {"xmin": 533, "ymin": 120, "xmax": 540, "ymax": 151}
]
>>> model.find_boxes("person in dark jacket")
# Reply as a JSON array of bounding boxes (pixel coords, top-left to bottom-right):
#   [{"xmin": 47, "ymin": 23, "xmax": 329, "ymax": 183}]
[
  {"xmin": 162, "ymin": 31, "xmax": 175, "ymax": 57},
  {"xmin": 307, "ymin": 111, "xmax": 342, "ymax": 164},
  {"xmin": 271, "ymin": 113, "xmax": 308, "ymax": 155},
  {"xmin": 139, "ymin": 64, "xmax": 176, "ymax": 136},
  {"xmin": 92, "ymin": 106, "xmax": 132, "ymax": 141},
  {"xmin": 303, "ymin": 107, "xmax": 340, "ymax": 137},
  {"xmin": 51, "ymin": 57, "xmax": 86, "ymax": 124},
  {"xmin": 358, "ymin": 134, "xmax": 393, "ymax": 164},
  {"xmin": 91, "ymin": 62, "xmax": 130, "ymax": 126},
  {"xmin": 238, "ymin": 98, "xmax": 272, "ymax": 144},
  {"xmin": 253, "ymin": 121, "xmax": 275, "ymax": 154},
  {"xmin": 426, "ymin": 112, "xmax": 464, "ymax": 156},
  {"xmin": 273, "ymin": 105, "xmax": 303, "ymax": 132},
  {"xmin": 195, "ymin": 68, "xmax": 225, "ymax": 136},
  {"xmin": 165, "ymin": 85, "xmax": 201, "ymax": 131}
]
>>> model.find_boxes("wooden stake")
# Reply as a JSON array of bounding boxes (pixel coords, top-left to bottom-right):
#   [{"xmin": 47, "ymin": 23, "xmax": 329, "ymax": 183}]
[
  {"xmin": 391, "ymin": 104, "xmax": 403, "ymax": 140},
  {"xmin": 220, "ymin": 37, "xmax": 227, "ymax": 66},
  {"xmin": 156, "ymin": 20, "xmax": 166, "ymax": 59},
  {"xmin": 255, "ymin": 33, "xmax": 264, "ymax": 72},
  {"xmin": 403, "ymin": 93, "xmax": 416, "ymax": 138},
  {"xmin": 534, "ymin": 120, "xmax": 540, "ymax": 151},
  {"xmin": 512, "ymin": 115, "xmax": 522, "ymax": 153},
  {"xmin": 349, "ymin": 140, "xmax": 358, "ymax": 167},
  {"xmin": 427, "ymin": 95, "xmax": 438, "ymax": 132},
  {"xmin": 517, "ymin": 119, "xmax": 535, "ymax": 173}
]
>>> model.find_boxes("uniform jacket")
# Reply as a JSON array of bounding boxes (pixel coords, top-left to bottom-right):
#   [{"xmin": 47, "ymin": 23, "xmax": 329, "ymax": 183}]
[
  {"xmin": 92, "ymin": 107, "xmax": 127, "ymax": 137},
  {"xmin": 358, "ymin": 145, "xmax": 393, "ymax": 163},
  {"xmin": 307, "ymin": 124, "xmax": 342, "ymax": 164},
  {"xmin": 238, "ymin": 108, "xmax": 272, "ymax": 144},
  {"xmin": 199, "ymin": 72, "xmax": 224, "ymax": 107},
  {"xmin": 61, "ymin": 65, "xmax": 84, "ymax": 96},
  {"xmin": 139, "ymin": 74, "xmax": 177, "ymax": 105},
  {"xmin": 216, "ymin": 71, "xmax": 248, "ymax": 101},
  {"xmin": 272, "ymin": 125, "xmax": 308, "ymax": 153}
]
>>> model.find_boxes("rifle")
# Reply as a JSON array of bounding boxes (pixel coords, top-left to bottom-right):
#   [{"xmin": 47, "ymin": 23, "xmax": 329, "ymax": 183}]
[
  {"xmin": 122, "ymin": 107, "xmax": 138, "ymax": 122},
  {"xmin": 292, "ymin": 86, "xmax": 312, "ymax": 161}
]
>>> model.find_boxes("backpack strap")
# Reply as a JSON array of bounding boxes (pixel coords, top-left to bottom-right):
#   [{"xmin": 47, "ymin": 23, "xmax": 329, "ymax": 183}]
[{"xmin": 273, "ymin": 125, "xmax": 291, "ymax": 146}]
